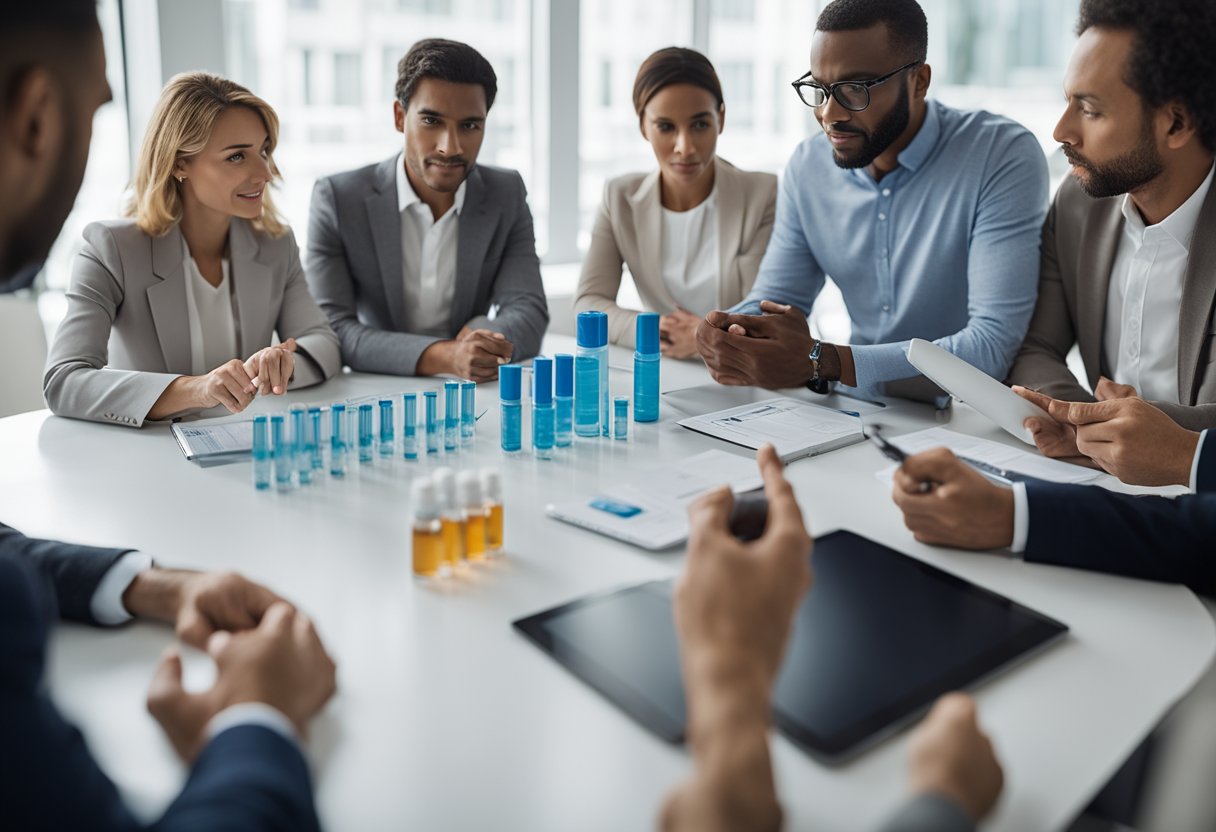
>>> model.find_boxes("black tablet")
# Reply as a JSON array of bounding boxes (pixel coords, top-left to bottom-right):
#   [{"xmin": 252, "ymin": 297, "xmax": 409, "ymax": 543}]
[{"xmin": 513, "ymin": 530, "xmax": 1068, "ymax": 763}]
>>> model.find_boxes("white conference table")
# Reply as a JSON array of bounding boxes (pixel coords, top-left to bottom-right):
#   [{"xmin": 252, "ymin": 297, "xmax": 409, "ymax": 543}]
[{"xmin": 2, "ymin": 334, "xmax": 1212, "ymax": 832}]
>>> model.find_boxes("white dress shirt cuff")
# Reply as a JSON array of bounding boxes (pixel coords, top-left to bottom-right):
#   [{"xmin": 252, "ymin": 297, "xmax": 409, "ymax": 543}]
[
  {"xmin": 1190, "ymin": 430, "xmax": 1208, "ymax": 492},
  {"xmin": 1010, "ymin": 482, "xmax": 1029, "ymax": 555},
  {"xmin": 89, "ymin": 551, "xmax": 155, "ymax": 625},
  {"xmin": 206, "ymin": 702, "xmax": 300, "ymax": 747}
]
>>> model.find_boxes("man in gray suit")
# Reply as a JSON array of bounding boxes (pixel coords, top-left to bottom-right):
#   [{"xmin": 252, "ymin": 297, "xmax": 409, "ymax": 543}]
[
  {"xmin": 1009, "ymin": 0, "xmax": 1216, "ymax": 462},
  {"xmin": 662, "ymin": 446, "xmax": 1003, "ymax": 832},
  {"xmin": 306, "ymin": 39, "xmax": 548, "ymax": 380}
]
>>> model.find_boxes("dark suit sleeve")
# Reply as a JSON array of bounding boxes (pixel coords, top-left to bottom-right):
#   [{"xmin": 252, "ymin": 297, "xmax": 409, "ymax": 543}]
[
  {"xmin": 155, "ymin": 726, "xmax": 321, "ymax": 832},
  {"xmin": 875, "ymin": 793, "xmax": 974, "ymax": 832},
  {"xmin": 465, "ymin": 172, "xmax": 549, "ymax": 362},
  {"xmin": 1023, "ymin": 483, "xmax": 1216, "ymax": 596},
  {"xmin": 1005, "ymin": 189, "xmax": 1096, "ymax": 402},
  {"xmin": 1199, "ymin": 431, "xmax": 1216, "ymax": 492},
  {"xmin": 0, "ymin": 521, "xmax": 130, "ymax": 625}
]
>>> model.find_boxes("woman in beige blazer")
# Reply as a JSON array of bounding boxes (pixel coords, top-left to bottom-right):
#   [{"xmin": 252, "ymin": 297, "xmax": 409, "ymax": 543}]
[
  {"xmin": 575, "ymin": 47, "xmax": 777, "ymax": 356},
  {"xmin": 45, "ymin": 72, "xmax": 339, "ymax": 427}
]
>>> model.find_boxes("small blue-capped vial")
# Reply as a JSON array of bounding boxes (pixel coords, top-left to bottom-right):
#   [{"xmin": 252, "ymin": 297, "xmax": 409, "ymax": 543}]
[
  {"xmin": 499, "ymin": 364, "xmax": 522, "ymax": 454},
  {"xmin": 613, "ymin": 396, "xmax": 628, "ymax": 440},
  {"xmin": 424, "ymin": 390, "xmax": 440, "ymax": 455},
  {"xmin": 444, "ymin": 380, "xmax": 460, "ymax": 452},
  {"xmin": 533, "ymin": 356, "xmax": 555, "ymax": 460},
  {"xmin": 555, "ymin": 353, "xmax": 573, "ymax": 447},
  {"xmin": 252, "ymin": 414, "xmax": 270, "ymax": 490},
  {"xmin": 308, "ymin": 407, "xmax": 324, "ymax": 470},
  {"xmin": 330, "ymin": 403, "xmax": 347, "ymax": 477},
  {"xmin": 271, "ymin": 414, "xmax": 294, "ymax": 491},
  {"xmin": 358, "ymin": 402, "xmax": 374, "ymax": 463},
  {"xmin": 402, "ymin": 393, "xmax": 418, "ymax": 460},
  {"xmin": 290, "ymin": 404, "xmax": 311, "ymax": 485},
  {"xmin": 460, "ymin": 381, "xmax": 476, "ymax": 447},
  {"xmin": 378, "ymin": 398, "xmax": 395, "ymax": 458}
]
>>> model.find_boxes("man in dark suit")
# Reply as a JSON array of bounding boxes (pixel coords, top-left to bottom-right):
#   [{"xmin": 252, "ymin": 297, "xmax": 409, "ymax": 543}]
[
  {"xmin": 306, "ymin": 38, "xmax": 549, "ymax": 380},
  {"xmin": 0, "ymin": 6, "xmax": 336, "ymax": 829}
]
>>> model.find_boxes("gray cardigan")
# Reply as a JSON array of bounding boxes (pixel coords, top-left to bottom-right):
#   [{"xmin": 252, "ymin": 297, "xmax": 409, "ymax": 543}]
[
  {"xmin": 44, "ymin": 218, "xmax": 341, "ymax": 427},
  {"xmin": 305, "ymin": 157, "xmax": 549, "ymax": 375}
]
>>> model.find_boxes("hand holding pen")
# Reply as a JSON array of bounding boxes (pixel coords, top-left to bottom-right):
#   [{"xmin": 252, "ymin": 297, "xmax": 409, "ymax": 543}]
[{"xmin": 890, "ymin": 449, "xmax": 1017, "ymax": 550}]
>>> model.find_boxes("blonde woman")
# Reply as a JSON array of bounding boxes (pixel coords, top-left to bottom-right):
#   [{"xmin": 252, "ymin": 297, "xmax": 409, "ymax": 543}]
[
  {"xmin": 575, "ymin": 47, "xmax": 777, "ymax": 357},
  {"xmin": 44, "ymin": 72, "xmax": 340, "ymax": 427}
]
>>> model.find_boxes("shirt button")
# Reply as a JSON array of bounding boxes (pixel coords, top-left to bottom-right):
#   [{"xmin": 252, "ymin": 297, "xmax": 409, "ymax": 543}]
[
  {"xmin": 882, "ymin": 304, "xmax": 890, "ymax": 312},
  {"xmin": 882, "ymin": 188, "xmax": 891, "ymax": 197},
  {"xmin": 878, "ymin": 213, "xmax": 887, "ymax": 221},
  {"xmin": 882, "ymin": 250, "xmax": 889, "ymax": 258}
]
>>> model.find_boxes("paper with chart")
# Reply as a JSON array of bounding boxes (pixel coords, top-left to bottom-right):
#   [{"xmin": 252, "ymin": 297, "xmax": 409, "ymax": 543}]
[
  {"xmin": 677, "ymin": 397, "xmax": 864, "ymax": 462},
  {"xmin": 172, "ymin": 420, "xmax": 254, "ymax": 465},
  {"xmin": 546, "ymin": 450, "xmax": 764, "ymax": 550},
  {"xmin": 873, "ymin": 427, "xmax": 1105, "ymax": 485}
]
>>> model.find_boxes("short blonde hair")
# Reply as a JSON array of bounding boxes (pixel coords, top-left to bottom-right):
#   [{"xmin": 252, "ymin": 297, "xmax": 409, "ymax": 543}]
[{"xmin": 127, "ymin": 72, "xmax": 288, "ymax": 238}]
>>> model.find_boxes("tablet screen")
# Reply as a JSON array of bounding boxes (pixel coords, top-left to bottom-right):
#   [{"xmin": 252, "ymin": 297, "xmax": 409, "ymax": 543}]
[{"xmin": 514, "ymin": 530, "xmax": 1068, "ymax": 762}]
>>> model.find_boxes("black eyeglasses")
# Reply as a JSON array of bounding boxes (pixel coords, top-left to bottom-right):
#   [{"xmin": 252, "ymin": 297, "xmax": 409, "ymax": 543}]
[{"xmin": 791, "ymin": 61, "xmax": 920, "ymax": 112}]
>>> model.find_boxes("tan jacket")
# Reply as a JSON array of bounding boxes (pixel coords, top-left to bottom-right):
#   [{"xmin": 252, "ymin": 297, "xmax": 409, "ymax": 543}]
[
  {"xmin": 44, "ymin": 218, "xmax": 341, "ymax": 427},
  {"xmin": 1009, "ymin": 175, "xmax": 1216, "ymax": 429},
  {"xmin": 574, "ymin": 158, "xmax": 777, "ymax": 347}
]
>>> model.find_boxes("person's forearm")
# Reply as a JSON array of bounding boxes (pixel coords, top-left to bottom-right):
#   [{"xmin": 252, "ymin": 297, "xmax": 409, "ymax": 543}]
[
  {"xmin": 666, "ymin": 652, "xmax": 782, "ymax": 832},
  {"xmin": 148, "ymin": 376, "xmax": 199, "ymax": 420},
  {"xmin": 416, "ymin": 341, "xmax": 455, "ymax": 377},
  {"xmin": 122, "ymin": 567, "xmax": 186, "ymax": 622}
]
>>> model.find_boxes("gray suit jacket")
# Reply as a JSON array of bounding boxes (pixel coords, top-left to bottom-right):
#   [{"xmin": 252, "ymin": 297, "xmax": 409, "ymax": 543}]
[
  {"xmin": 43, "ymin": 219, "xmax": 341, "ymax": 427},
  {"xmin": 574, "ymin": 158, "xmax": 777, "ymax": 347},
  {"xmin": 306, "ymin": 157, "xmax": 549, "ymax": 375},
  {"xmin": 1008, "ymin": 175, "xmax": 1216, "ymax": 429}
]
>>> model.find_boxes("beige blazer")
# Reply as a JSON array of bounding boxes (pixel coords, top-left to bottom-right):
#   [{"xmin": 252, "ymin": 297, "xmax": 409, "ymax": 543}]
[
  {"xmin": 574, "ymin": 157, "xmax": 777, "ymax": 347},
  {"xmin": 44, "ymin": 218, "xmax": 341, "ymax": 427},
  {"xmin": 1008, "ymin": 175, "xmax": 1216, "ymax": 430}
]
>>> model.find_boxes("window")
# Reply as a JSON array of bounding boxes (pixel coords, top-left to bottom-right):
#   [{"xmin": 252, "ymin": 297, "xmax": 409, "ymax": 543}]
[{"xmin": 333, "ymin": 52, "xmax": 363, "ymax": 106}]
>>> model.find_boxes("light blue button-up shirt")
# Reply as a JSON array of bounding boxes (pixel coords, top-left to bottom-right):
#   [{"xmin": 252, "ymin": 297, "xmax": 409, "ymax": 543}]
[{"xmin": 734, "ymin": 99, "xmax": 1049, "ymax": 395}]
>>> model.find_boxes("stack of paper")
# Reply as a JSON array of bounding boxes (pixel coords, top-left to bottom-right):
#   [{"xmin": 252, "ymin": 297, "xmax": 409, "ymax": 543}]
[{"xmin": 678, "ymin": 397, "xmax": 865, "ymax": 462}]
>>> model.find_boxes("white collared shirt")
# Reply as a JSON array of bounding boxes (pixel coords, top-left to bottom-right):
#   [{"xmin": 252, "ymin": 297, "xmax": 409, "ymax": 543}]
[
  {"xmin": 182, "ymin": 238, "xmax": 238, "ymax": 376},
  {"xmin": 660, "ymin": 186, "xmax": 720, "ymax": 316},
  {"xmin": 396, "ymin": 152, "xmax": 467, "ymax": 337},
  {"xmin": 1102, "ymin": 164, "xmax": 1215, "ymax": 403}
]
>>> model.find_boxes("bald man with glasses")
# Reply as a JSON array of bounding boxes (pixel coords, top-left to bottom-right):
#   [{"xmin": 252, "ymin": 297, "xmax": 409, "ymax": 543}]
[{"xmin": 696, "ymin": 0, "xmax": 1048, "ymax": 403}]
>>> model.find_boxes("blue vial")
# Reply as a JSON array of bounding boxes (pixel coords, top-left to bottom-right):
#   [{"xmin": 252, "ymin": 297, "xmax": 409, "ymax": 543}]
[
  {"xmin": 499, "ymin": 364, "xmax": 522, "ymax": 454},
  {"xmin": 379, "ymin": 398, "xmax": 395, "ymax": 458},
  {"xmin": 330, "ymin": 403, "xmax": 347, "ymax": 477},
  {"xmin": 252, "ymin": 414, "xmax": 270, "ymax": 490},
  {"xmin": 574, "ymin": 354, "xmax": 600, "ymax": 437},
  {"xmin": 402, "ymin": 393, "xmax": 418, "ymax": 460},
  {"xmin": 533, "ymin": 356, "xmax": 555, "ymax": 459},
  {"xmin": 291, "ymin": 404, "xmax": 311, "ymax": 485},
  {"xmin": 308, "ymin": 407, "xmax": 324, "ymax": 470},
  {"xmin": 634, "ymin": 312, "xmax": 660, "ymax": 423},
  {"xmin": 444, "ymin": 380, "xmax": 459, "ymax": 452},
  {"xmin": 460, "ymin": 381, "xmax": 476, "ymax": 447},
  {"xmin": 358, "ymin": 402, "xmax": 374, "ymax": 463},
  {"xmin": 554, "ymin": 353, "xmax": 573, "ymax": 447},
  {"xmin": 424, "ymin": 390, "xmax": 440, "ymax": 455},
  {"xmin": 271, "ymin": 414, "xmax": 293, "ymax": 491},
  {"xmin": 614, "ymin": 396, "xmax": 629, "ymax": 440}
]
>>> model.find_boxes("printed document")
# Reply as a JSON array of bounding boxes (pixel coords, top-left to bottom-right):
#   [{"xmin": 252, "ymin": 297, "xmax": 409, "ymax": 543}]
[
  {"xmin": 172, "ymin": 420, "xmax": 253, "ymax": 466},
  {"xmin": 678, "ymin": 397, "xmax": 864, "ymax": 462},
  {"xmin": 874, "ymin": 427, "xmax": 1104, "ymax": 485}
]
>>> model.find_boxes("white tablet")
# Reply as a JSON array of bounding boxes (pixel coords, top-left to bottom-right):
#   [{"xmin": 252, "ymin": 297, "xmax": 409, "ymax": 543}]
[{"xmin": 905, "ymin": 339, "xmax": 1048, "ymax": 444}]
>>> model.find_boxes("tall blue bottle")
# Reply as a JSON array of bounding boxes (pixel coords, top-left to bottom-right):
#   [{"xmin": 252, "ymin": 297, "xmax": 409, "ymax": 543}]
[
  {"xmin": 532, "ymin": 356, "xmax": 555, "ymax": 460},
  {"xmin": 499, "ymin": 364, "xmax": 522, "ymax": 454},
  {"xmin": 575, "ymin": 311, "xmax": 606, "ymax": 438},
  {"xmin": 444, "ymin": 380, "xmax": 460, "ymax": 452},
  {"xmin": 378, "ymin": 398, "xmax": 395, "ymax": 458},
  {"xmin": 358, "ymin": 402, "xmax": 374, "ymax": 463},
  {"xmin": 330, "ymin": 403, "xmax": 347, "ymax": 477},
  {"xmin": 634, "ymin": 312, "xmax": 660, "ymax": 422},
  {"xmin": 252, "ymin": 414, "xmax": 271, "ymax": 490},
  {"xmin": 554, "ymin": 353, "xmax": 573, "ymax": 447}
]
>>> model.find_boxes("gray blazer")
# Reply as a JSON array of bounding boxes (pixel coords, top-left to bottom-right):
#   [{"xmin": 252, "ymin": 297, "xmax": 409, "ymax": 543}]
[
  {"xmin": 43, "ymin": 219, "xmax": 341, "ymax": 427},
  {"xmin": 306, "ymin": 157, "xmax": 549, "ymax": 375},
  {"xmin": 574, "ymin": 157, "xmax": 777, "ymax": 347},
  {"xmin": 1009, "ymin": 175, "xmax": 1216, "ymax": 429}
]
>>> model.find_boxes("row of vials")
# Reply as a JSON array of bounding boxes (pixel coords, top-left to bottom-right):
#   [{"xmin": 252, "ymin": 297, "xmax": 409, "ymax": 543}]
[
  {"xmin": 251, "ymin": 380, "xmax": 480, "ymax": 491},
  {"xmin": 498, "ymin": 311, "xmax": 660, "ymax": 457},
  {"xmin": 411, "ymin": 467, "xmax": 504, "ymax": 578}
]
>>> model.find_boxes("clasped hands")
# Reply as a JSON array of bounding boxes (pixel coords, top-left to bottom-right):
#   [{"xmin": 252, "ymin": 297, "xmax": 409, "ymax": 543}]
[
  {"xmin": 125, "ymin": 568, "xmax": 336, "ymax": 762},
  {"xmin": 694, "ymin": 300, "xmax": 820, "ymax": 388},
  {"xmin": 418, "ymin": 326, "xmax": 513, "ymax": 382}
]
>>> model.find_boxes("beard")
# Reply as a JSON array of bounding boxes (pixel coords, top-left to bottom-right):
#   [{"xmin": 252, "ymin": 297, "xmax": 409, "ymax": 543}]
[
  {"xmin": 1063, "ymin": 121, "xmax": 1163, "ymax": 199},
  {"xmin": 0, "ymin": 111, "xmax": 87, "ymax": 291},
  {"xmin": 827, "ymin": 82, "xmax": 911, "ymax": 170}
]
